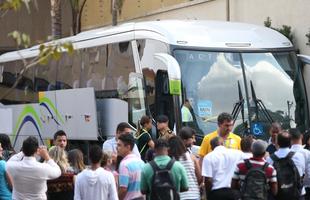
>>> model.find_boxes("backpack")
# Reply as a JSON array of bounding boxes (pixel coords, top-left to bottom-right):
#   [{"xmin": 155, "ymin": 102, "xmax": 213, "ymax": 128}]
[
  {"xmin": 241, "ymin": 159, "xmax": 269, "ymax": 200},
  {"xmin": 149, "ymin": 158, "xmax": 179, "ymax": 200},
  {"xmin": 270, "ymin": 152, "xmax": 302, "ymax": 200}
]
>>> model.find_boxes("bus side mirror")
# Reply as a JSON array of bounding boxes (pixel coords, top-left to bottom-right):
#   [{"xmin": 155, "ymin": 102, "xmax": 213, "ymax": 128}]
[{"xmin": 154, "ymin": 53, "xmax": 181, "ymax": 95}]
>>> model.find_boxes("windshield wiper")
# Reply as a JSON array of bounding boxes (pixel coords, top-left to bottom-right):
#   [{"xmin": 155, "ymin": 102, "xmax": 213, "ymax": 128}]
[
  {"xmin": 250, "ymin": 80, "xmax": 274, "ymax": 124},
  {"xmin": 231, "ymin": 81, "xmax": 248, "ymax": 134}
]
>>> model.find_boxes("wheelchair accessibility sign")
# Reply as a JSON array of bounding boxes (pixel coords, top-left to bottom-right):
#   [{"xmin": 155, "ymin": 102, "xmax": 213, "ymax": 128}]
[{"xmin": 251, "ymin": 123, "xmax": 264, "ymax": 136}]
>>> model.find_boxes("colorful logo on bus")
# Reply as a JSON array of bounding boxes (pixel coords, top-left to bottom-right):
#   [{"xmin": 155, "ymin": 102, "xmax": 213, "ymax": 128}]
[
  {"xmin": 38, "ymin": 92, "xmax": 64, "ymax": 125},
  {"xmin": 12, "ymin": 105, "xmax": 43, "ymax": 147}
]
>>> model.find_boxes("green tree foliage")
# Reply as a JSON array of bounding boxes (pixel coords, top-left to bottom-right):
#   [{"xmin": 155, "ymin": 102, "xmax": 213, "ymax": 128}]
[
  {"xmin": 0, "ymin": 0, "xmax": 73, "ymax": 100},
  {"xmin": 264, "ymin": 17, "xmax": 294, "ymax": 44}
]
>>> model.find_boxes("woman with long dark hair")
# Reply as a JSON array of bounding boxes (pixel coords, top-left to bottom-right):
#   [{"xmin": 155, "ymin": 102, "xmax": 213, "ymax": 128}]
[
  {"xmin": 168, "ymin": 136, "xmax": 202, "ymax": 200},
  {"xmin": 0, "ymin": 134, "xmax": 15, "ymax": 161}
]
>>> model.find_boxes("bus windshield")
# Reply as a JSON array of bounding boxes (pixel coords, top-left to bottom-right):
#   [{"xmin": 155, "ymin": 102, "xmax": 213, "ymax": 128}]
[{"xmin": 174, "ymin": 50, "xmax": 308, "ymax": 139}]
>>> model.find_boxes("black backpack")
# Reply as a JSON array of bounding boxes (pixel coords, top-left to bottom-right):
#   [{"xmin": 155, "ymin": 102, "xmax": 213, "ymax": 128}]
[
  {"xmin": 270, "ymin": 152, "xmax": 302, "ymax": 200},
  {"xmin": 241, "ymin": 159, "xmax": 269, "ymax": 200},
  {"xmin": 149, "ymin": 158, "xmax": 179, "ymax": 200}
]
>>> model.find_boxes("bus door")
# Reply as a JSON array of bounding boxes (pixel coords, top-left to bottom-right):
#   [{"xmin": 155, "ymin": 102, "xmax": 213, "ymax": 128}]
[{"xmin": 153, "ymin": 53, "xmax": 182, "ymax": 133}]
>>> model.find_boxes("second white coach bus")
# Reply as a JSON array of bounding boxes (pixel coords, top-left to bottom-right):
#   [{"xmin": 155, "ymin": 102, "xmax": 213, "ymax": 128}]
[{"xmin": 1, "ymin": 20, "xmax": 310, "ymax": 147}]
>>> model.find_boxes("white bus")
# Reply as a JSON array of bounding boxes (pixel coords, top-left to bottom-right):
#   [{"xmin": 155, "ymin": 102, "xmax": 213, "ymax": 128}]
[{"xmin": 0, "ymin": 20, "xmax": 310, "ymax": 148}]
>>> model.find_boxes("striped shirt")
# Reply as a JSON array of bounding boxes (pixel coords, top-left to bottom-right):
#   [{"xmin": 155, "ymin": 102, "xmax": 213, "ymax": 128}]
[
  {"xmin": 232, "ymin": 158, "xmax": 277, "ymax": 185},
  {"xmin": 119, "ymin": 153, "xmax": 145, "ymax": 200},
  {"xmin": 178, "ymin": 152, "xmax": 200, "ymax": 200}
]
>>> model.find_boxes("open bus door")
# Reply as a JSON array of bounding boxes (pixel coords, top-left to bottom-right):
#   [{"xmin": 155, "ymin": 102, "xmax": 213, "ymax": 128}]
[
  {"xmin": 299, "ymin": 54, "xmax": 310, "ymax": 130},
  {"xmin": 153, "ymin": 53, "xmax": 182, "ymax": 136}
]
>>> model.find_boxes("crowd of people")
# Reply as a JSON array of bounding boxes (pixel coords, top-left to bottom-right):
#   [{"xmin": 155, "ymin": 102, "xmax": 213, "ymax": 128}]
[{"xmin": 1, "ymin": 112, "xmax": 310, "ymax": 200}]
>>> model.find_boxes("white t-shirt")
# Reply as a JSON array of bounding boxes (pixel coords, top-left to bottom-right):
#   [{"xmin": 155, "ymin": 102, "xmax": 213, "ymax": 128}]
[
  {"xmin": 74, "ymin": 167, "xmax": 118, "ymax": 200},
  {"xmin": 102, "ymin": 137, "xmax": 141, "ymax": 158},
  {"xmin": 202, "ymin": 145, "xmax": 245, "ymax": 190},
  {"xmin": 291, "ymin": 144, "xmax": 310, "ymax": 187}
]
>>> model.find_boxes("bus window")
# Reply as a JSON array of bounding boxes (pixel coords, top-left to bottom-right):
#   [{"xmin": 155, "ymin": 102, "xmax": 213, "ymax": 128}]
[
  {"xmin": 128, "ymin": 72, "xmax": 147, "ymax": 126},
  {"xmin": 56, "ymin": 51, "xmax": 80, "ymax": 90},
  {"xmin": 34, "ymin": 60, "xmax": 57, "ymax": 92},
  {"xmin": 0, "ymin": 60, "xmax": 36, "ymax": 104},
  {"xmin": 80, "ymin": 46, "xmax": 107, "ymax": 90},
  {"xmin": 104, "ymin": 42, "xmax": 136, "ymax": 98}
]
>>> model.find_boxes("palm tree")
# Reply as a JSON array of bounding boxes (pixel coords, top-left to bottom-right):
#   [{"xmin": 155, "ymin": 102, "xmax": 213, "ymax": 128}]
[
  {"xmin": 70, "ymin": 0, "xmax": 87, "ymax": 34},
  {"xmin": 112, "ymin": 0, "xmax": 125, "ymax": 26}
]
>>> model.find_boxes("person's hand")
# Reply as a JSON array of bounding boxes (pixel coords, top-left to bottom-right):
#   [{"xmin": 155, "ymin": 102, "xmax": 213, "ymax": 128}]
[{"xmin": 37, "ymin": 146, "xmax": 50, "ymax": 161}]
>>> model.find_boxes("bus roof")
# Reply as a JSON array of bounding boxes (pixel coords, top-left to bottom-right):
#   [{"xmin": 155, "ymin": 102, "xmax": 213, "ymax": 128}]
[{"xmin": 0, "ymin": 20, "xmax": 293, "ymax": 62}]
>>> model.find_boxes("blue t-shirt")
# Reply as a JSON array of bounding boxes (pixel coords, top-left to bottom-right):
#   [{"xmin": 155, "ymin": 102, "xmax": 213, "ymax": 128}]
[{"xmin": 0, "ymin": 160, "xmax": 12, "ymax": 200}]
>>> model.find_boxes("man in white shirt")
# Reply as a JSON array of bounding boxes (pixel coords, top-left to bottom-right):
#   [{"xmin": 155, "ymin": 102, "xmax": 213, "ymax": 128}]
[
  {"xmin": 7, "ymin": 136, "xmax": 61, "ymax": 200},
  {"xmin": 266, "ymin": 131, "xmax": 305, "ymax": 200},
  {"xmin": 202, "ymin": 137, "xmax": 245, "ymax": 200},
  {"xmin": 290, "ymin": 128, "xmax": 310, "ymax": 199},
  {"xmin": 74, "ymin": 145, "xmax": 118, "ymax": 200},
  {"xmin": 102, "ymin": 122, "xmax": 140, "ymax": 158}
]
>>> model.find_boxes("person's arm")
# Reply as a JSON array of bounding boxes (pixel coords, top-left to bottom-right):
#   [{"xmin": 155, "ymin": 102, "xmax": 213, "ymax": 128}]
[
  {"xmin": 118, "ymin": 163, "xmax": 129, "ymax": 200},
  {"xmin": 269, "ymin": 182, "xmax": 278, "ymax": 196},
  {"xmin": 179, "ymin": 163, "xmax": 189, "ymax": 192},
  {"xmin": 38, "ymin": 147, "xmax": 61, "ymax": 179},
  {"xmin": 108, "ymin": 173, "xmax": 119, "ymax": 200},
  {"xmin": 191, "ymin": 154, "xmax": 202, "ymax": 185},
  {"xmin": 269, "ymin": 166, "xmax": 278, "ymax": 196},
  {"xmin": 5, "ymin": 171, "xmax": 13, "ymax": 189},
  {"xmin": 205, "ymin": 177, "xmax": 212, "ymax": 194},
  {"xmin": 231, "ymin": 179, "xmax": 239, "ymax": 190},
  {"xmin": 74, "ymin": 176, "xmax": 81, "ymax": 200},
  {"xmin": 198, "ymin": 136, "xmax": 208, "ymax": 167},
  {"xmin": 118, "ymin": 187, "xmax": 127, "ymax": 200},
  {"xmin": 231, "ymin": 163, "xmax": 241, "ymax": 190},
  {"xmin": 140, "ymin": 166, "xmax": 148, "ymax": 195},
  {"xmin": 148, "ymin": 140, "xmax": 155, "ymax": 149}
]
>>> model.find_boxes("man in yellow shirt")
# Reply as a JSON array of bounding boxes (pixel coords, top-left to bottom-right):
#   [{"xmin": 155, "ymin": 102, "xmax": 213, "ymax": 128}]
[{"xmin": 199, "ymin": 112, "xmax": 241, "ymax": 163}]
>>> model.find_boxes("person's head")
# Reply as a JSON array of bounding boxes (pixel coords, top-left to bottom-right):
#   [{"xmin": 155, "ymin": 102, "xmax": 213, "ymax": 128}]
[
  {"xmin": 140, "ymin": 115, "xmax": 152, "ymax": 130},
  {"xmin": 304, "ymin": 130, "xmax": 310, "ymax": 147},
  {"xmin": 179, "ymin": 127, "xmax": 196, "ymax": 148},
  {"xmin": 101, "ymin": 151, "xmax": 113, "ymax": 168},
  {"xmin": 53, "ymin": 130, "xmax": 67, "ymax": 149},
  {"xmin": 289, "ymin": 128, "xmax": 303, "ymax": 144},
  {"xmin": 89, "ymin": 145, "xmax": 103, "ymax": 164},
  {"xmin": 156, "ymin": 115, "xmax": 169, "ymax": 131},
  {"xmin": 168, "ymin": 136, "xmax": 187, "ymax": 160},
  {"xmin": 117, "ymin": 133, "xmax": 135, "ymax": 157},
  {"xmin": 277, "ymin": 131, "xmax": 291, "ymax": 148},
  {"xmin": 241, "ymin": 135, "xmax": 254, "ymax": 153},
  {"xmin": 154, "ymin": 139, "xmax": 169, "ymax": 156},
  {"xmin": 183, "ymin": 99, "xmax": 191, "ymax": 108},
  {"xmin": 269, "ymin": 122, "xmax": 282, "ymax": 143},
  {"xmin": 251, "ymin": 139, "xmax": 267, "ymax": 158},
  {"xmin": 0, "ymin": 134, "xmax": 14, "ymax": 151},
  {"xmin": 68, "ymin": 149, "xmax": 85, "ymax": 173},
  {"xmin": 210, "ymin": 137, "xmax": 223, "ymax": 150},
  {"xmin": 49, "ymin": 146, "xmax": 69, "ymax": 173},
  {"xmin": 22, "ymin": 136, "xmax": 39, "ymax": 157},
  {"xmin": 116, "ymin": 122, "xmax": 132, "ymax": 139},
  {"xmin": 217, "ymin": 112, "xmax": 233, "ymax": 136}
]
